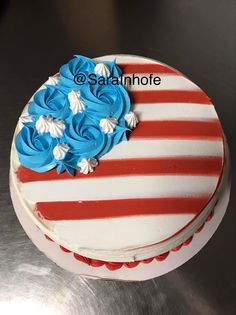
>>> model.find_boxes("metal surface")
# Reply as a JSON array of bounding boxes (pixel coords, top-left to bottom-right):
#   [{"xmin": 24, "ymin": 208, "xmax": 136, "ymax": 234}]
[{"xmin": 0, "ymin": 1, "xmax": 235, "ymax": 314}]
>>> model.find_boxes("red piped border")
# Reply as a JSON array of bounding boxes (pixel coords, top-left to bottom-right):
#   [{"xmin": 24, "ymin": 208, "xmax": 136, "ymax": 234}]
[{"xmin": 44, "ymin": 210, "xmax": 214, "ymax": 271}]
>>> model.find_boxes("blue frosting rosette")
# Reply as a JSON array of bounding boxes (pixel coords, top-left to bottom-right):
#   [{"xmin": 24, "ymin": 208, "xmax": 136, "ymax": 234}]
[
  {"xmin": 16, "ymin": 55, "xmax": 138, "ymax": 175},
  {"xmin": 15, "ymin": 125, "xmax": 58, "ymax": 172},
  {"xmin": 59, "ymin": 55, "xmax": 96, "ymax": 90},
  {"xmin": 28, "ymin": 86, "xmax": 71, "ymax": 121},
  {"xmin": 80, "ymin": 81, "xmax": 130, "ymax": 121},
  {"xmin": 64, "ymin": 113, "xmax": 112, "ymax": 160}
]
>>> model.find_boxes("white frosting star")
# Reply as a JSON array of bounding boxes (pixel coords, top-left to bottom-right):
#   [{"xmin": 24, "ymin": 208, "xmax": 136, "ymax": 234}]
[
  {"xmin": 49, "ymin": 119, "xmax": 66, "ymax": 138},
  {"xmin": 77, "ymin": 158, "xmax": 98, "ymax": 174},
  {"xmin": 94, "ymin": 63, "xmax": 110, "ymax": 77},
  {"xmin": 100, "ymin": 117, "xmax": 117, "ymax": 134},
  {"xmin": 125, "ymin": 111, "xmax": 139, "ymax": 129},
  {"xmin": 19, "ymin": 114, "xmax": 33, "ymax": 124},
  {"xmin": 68, "ymin": 90, "xmax": 85, "ymax": 114},
  {"xmin": 53, "ymin": 143, "xmax": 69, "ymax": 160},
  {"xmin": 35, "ymin": 115, "xmax": 66, "ymax": 138},
  {"xmin": 35, "ymin": 115, "xmax": 51, "ymax": 134},
  {"xmin": 46, "ymin": 76, "xmax": 59, "ymax": 86}
]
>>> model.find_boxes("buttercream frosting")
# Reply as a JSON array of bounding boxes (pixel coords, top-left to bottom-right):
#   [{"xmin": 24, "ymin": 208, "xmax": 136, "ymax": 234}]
[
  {"xmin": 68, "ymin": 90, "xmax": 85, "ymax": 114},
  {"xmin": 11, "ymin": 54, "xmax": 225, "ymax": 267},
  {"xmin": 94, "ymin": 63, "xmax": 111, "ymax": 77},
  {"xmin": 15, "ymin": 124, "xmax": 58, "ymax": 172},
  {"xmin": 100, "ymin": 117, "xmax": 117, "ymax": 134},
  {"xmin": 53, "ymin": 143, "xmax": 69, "ymax": 160},
  {"xmin": 125, "ymin": 111, "xmax": 139, "ymax": 129},
  {"xmin": 35, "ymin": 115, "xmax": 51, "ymax": 134},
  {"xmin": 64, "ymin": 113, "xmax": 112, "ymax": 162},
  {"xmin": 15, "ymin": 55, "xmax": 137, "ymax": 175},
  {"xmin": 46, "ymin": 76, "xmax": 59, "ymax": 86},
  {"xmin": 29, "ymin": 86, "xmax": 70, "ymax": 120},
  {"xmin": 59, "ymin": 55, "xmax": 96, "ymax": 89},
  {"xmin": 49, "ymin": 118, "xmax": 66, "ymax": 138},
  {"xmin": 77, "ymin": 158, "xmax": 98, "ymax": 174},
  {"xmin": 19, "ymin": 114, "xmax": 33, "ymax": 125}
]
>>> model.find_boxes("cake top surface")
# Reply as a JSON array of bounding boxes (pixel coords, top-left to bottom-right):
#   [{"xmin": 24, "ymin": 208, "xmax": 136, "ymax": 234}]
[{"xmin": 12, "ymin": 54, "xmax": 224, "ymax": 261}]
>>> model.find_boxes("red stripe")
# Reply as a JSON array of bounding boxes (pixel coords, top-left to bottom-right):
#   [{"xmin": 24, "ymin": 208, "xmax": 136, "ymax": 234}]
[
  {"xmin": 117, "ymin": 63, "xmax": 179, "ymax": 75},
  {"xmin": 16, "ymin": 157, "xmax": 222, "ymax": 183},
  {"xmin": 129, "ymin": 90, "xmax": 211, "ymax": 104},
  {"xmin": 130, "ymin": 120, "xmax": 222, "ymax": 139},
  {"xmin": 36, "ymin": 197, "xmax": 209, "ymax": 220}
]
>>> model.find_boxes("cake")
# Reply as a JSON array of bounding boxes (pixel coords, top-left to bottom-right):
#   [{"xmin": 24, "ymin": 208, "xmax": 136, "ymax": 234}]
[{"xmin": 10, "ymin": 54, "xmax": 225, "ymax": 271}]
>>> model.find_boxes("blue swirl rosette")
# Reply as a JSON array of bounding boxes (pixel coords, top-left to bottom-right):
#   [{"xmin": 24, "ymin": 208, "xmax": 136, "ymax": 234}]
[
  {"xmin": 16, "ymin": 55, "xmax": 138, "ymax": 175},
  {"xmin": 59, "ymin": 55, "xmax": 96, "ymax": 90},
  {"xmin": 15, "ymin": 125, "xmax": 58, "ymax": 172},
  {"xmin": 28, "ymin": 86, "xmax": 71, "ymax": 121},
  {"xmin": 64, "ymin": 113, "xmax": 111, "ymax": 160}
]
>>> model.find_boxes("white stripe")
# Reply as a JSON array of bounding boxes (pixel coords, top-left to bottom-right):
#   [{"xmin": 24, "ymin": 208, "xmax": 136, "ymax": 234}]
[
  {"xmin": 102, "ymin": 139, "xmax": 223, "ymax": 160},
  {"xmin": 22, "ymin": 176, "xmax": 218, "ymax": 202},
  {"xmin": 53, "ymin": 214, "xmax": 195, "ymax": 250},
  {"xmin": 134, "ymin": 103, "xmax": 217, "ymax": 121},
  {"xmin": 124, "ymin": 74, "xmax": 199, "ymax": 91}
]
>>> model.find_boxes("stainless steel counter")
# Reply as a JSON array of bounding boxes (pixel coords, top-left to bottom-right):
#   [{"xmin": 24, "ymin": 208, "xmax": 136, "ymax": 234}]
[{"xmin": 0, "ymin": 0, "xmax": 235, "ymax": 314}]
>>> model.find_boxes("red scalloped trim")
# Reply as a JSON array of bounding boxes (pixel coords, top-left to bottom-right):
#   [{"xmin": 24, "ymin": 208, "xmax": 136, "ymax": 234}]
[
  {"xmin": 141, "ymin": 257, "xmax": 154, "ymax": 264},
  {"xmin": 45, "ymin": 235, "xmax": 53, "ymax": 242},
  {"xmin": 44, "ymin": 210, "xmax": 214, "ymax": 270}
]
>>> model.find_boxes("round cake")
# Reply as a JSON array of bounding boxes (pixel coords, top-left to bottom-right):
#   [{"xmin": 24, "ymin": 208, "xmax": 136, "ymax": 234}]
[{"xmin": 10, "ymin": 54, "xmax": 225, "ymax": 271}]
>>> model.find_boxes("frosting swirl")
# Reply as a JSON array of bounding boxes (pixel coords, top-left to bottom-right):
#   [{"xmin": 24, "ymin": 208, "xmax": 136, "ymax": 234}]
[
  {"xmin": 102, "ymin": 60, "xmax": 121, "ymax": 78},
  {"xmin": 80, "ymin": 83, "xmax": 130, "ymax": 123},
  {"xmin": 15, "ymin": 55, "xmax": 136, "ymax": 176},
  {"xmin": 28, "ymin": 86, "xmax": 70, "ymax": 120},
  {"xmin": 64, "ymin": 113, "xmax": 112, "ymax": 161},
  {"xmin": 59, "ymin": 56, "xmax": 122, "ymax": 90},
  {"xmin": 59, "ymin": 55, "xmax": 96, "ymax": 89},
  {"xmin": 15, "ymin": 125, "xmax": 58, "ymax": 172}
]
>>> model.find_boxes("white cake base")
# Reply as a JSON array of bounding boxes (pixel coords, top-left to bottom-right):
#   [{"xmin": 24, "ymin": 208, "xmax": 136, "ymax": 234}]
[{"xmin": 10, "ymin": 143, "xmax": 231, "ymax": 281}]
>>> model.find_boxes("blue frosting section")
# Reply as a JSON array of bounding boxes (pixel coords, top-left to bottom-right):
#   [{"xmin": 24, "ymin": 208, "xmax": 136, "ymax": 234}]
[
  {"xmin": 64, "ymin": 113, "xmax": 111, "ymax": 160},
  {"xmin": 102, "ymin": 59, "xmax": 122, "ymax": 78},
  {"xmin": 16, "ymin": 55, "xmax": 131, "ymax": 175},
  {"xmin": 28, "ymin": 86, "xmax": 71, "ymax": 121},
  {"xmin": 59, "ymin": 55, "xmax": 96, "ymax": 90},
  {"xmin": 15, "ymin": 124, "xmax": 58, "ymax": 172},
  {"xmin": 80, "ymin": 82, "xmax": 130, "ymax": 121}
]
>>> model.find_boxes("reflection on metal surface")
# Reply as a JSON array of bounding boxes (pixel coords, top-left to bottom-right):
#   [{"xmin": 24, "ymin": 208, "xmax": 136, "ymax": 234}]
[
  {"xmin": 0, "ymin": 300, "xmax": 64, "ymax": 315},
  {"xmin": 16, "ymin": 263, "xmax": 51, "ymax": 276}
]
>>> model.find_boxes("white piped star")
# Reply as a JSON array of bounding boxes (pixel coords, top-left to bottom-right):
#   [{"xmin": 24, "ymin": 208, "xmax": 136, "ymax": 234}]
[
  {"xmin": 35, "ymin": 115, "xmax": 51, "ymax": 134},
  {"xmin": 77, "ymin": 158, "xmax": 98, "ymax": 174},
  {"xmin": 100, "ymin": 117, "xmax": 117, "ymax": 134},
  {"xmin": 49, "ymin": 119, "xmax": 66, "ymax": 138},
  {"xmin": 94, "ymin": 63, "xmax": 110, "ymax": 77},
  {"xmin": 125, "ymin": 111, "xmax": 139, "ymax": 129},
  {"xmin": 68, "ymin": 90, "xmax": 85, "ymax": 114},
  {"xmin": 35, "ymin": 115, "xmax": 66, "ymax": 138},
  {"xmin": 53, "ymin": 143, "xmax": 69, "ymax": 160},
  {"xmin": 19, "ymin": 114, "xmax": 33, "ymax": 124},
  {"xmin": 46, "ymin": 76, "xmax": 59, "ymax": 86}
]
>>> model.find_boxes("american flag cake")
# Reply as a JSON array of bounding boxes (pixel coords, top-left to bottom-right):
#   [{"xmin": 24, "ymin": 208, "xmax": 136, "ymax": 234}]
[{"xmin": 10, "ymin": 55, "xmax": 225, "ymax": 271}]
